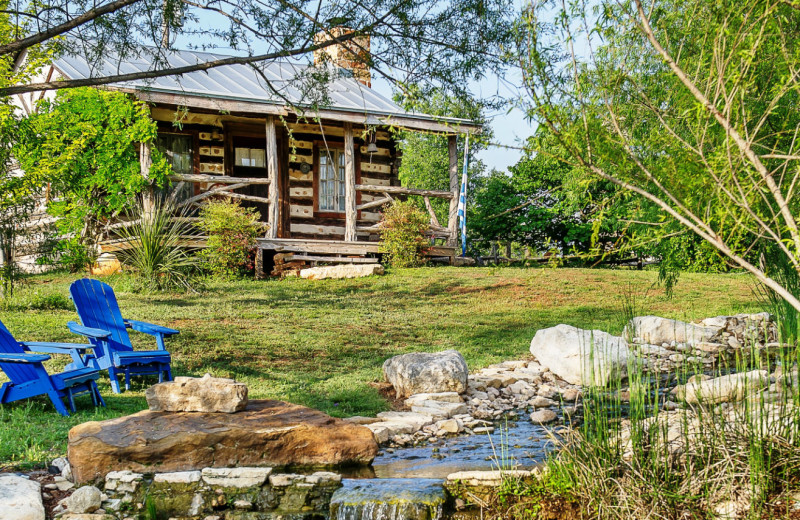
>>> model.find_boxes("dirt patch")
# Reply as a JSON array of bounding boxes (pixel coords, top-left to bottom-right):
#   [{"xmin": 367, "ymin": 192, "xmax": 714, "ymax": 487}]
[
  {"xmin": 369, "ymin": 381, "xmax": 408, "ymax": 411},
  {"xmin": 536, "ymin": 496, "xmax": 583, "ymax": 520}
]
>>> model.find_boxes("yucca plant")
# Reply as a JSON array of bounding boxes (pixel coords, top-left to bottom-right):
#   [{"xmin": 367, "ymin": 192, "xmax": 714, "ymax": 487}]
[{"xmin": 114, "ymin": 197, "xmax": 201, "ymax": 292}]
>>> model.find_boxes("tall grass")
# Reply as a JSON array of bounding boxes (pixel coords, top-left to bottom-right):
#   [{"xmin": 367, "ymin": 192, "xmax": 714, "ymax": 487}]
[{"xmin": 534, "ymin": 299, "xmax": 800, "ymax": 519}]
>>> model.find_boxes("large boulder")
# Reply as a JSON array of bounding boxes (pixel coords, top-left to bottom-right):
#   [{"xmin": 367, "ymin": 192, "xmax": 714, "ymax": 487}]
[
  {"xmin": 529, "ymin": 325, "xmax": 629, "ymax": 386},
  {"xmin": 68, "ymin": 400, "xmax": 378, "ymax": 484},
  {"xmin": 0, "ymin": 475, "xmax": 45, "ymax": 520},
  {"xmin": 300, "ymin": 264, "xmax": 384, "ymax": 280},
  {"xmin": 383, "ymin": 350, "xmax": 469, "ymax": 398},
  {"xmin": 145, "ymin": 373, "xmax": 248, "ymax": 413},
  {"xmin": 627, "ymin": 316, "xmax": 720, "ymax": 346},
  {"xmin": 672, "ymin": 370, "xmax": 769, "ymax": 405}
]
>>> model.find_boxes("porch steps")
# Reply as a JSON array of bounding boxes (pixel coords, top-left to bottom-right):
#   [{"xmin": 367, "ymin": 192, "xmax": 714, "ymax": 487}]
[{"xmin": 269, "ymin": 253, "xmax": 377, "ymax": 278}]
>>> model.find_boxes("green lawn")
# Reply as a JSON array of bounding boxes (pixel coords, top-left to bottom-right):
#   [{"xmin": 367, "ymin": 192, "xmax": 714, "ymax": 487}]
[{"xmin": 0, "ymin": 266, "xmax": 762, "ymax": 468}]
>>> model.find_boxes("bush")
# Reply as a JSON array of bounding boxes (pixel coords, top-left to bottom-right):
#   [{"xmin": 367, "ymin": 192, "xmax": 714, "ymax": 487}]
[
  {"xmin": 378, "ymin": 200, "xmax": 431, "ymax": 267},
  {"xmin": 196, "ymin": 199, "xmax": 265, "ymax": 279},
  {"xmin": 115, "ymin": 198, "xmax": 201, "ymax": 292}
]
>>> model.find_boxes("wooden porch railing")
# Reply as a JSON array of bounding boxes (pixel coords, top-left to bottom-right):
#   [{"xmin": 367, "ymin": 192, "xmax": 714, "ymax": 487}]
[{"xmin": 354, "ymin": 184, "xmax": 454, "ymax": 238}]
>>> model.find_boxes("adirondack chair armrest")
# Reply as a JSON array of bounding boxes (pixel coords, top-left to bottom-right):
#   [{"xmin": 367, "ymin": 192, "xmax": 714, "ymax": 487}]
[
  {"xmin": 21, "ymin": 342, "xmax": 95, "ymax": 354},
  {"xmin": 67, "ymin": 321, "xmax": 111, "ymax": 339},
  {"xmin": 125, "ymin": 319, "xmax": 180, "ymax": 337},
  {"xmin": 0, "ymin": 352, "xmax": 50, "ymax": 363}
]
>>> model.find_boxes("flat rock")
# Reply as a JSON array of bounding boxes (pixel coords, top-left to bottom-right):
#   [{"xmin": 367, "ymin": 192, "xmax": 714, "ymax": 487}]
[
  {"xmin": 383, "ymin": 350, "xmax": 469, "ymax": 398},
  {"xmin": 201, "ymin": 467, "xmax": 271, "ymax": 488},
  {"xmin": 627, "ymin": 316, "xmax": 720, "ymax": 346},
  {"xmin": 446, "ymin": 470, "xmax": 533, "ymax": 487},
  {"xmin": 145, "ymin": 373, "xmax": 248, "ymax": 413},
  {"xmin": 0, "ymin": 475, "xmax": 44, "ymax": 520},
  {"xmin": 68, "ymin": 400, "xmax": 378, "ymax": 484},
  {"xmin": 375, "ymin": 411, "xmax": 436, "ymax": 429},
  {"xmin": 410, "ymin": 400, "xmax": 468, "ymax": 418},
  {"xmin": 300, "ymin": 264, "xmax": 384, "ymax": 280},
  {"xmin": 672, "ymin": 370, "xmax": 769, "ymax": 405},
  {"xmin": 530, "ymin": 325, "xmax": 629, "ymax": 386},
  {"xmin": 404, "ymin": 392, "xmax": 463, "ymax": 407}
]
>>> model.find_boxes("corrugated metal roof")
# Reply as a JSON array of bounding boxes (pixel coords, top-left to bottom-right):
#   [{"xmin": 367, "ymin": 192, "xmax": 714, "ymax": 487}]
[{"xmin": 53, "ymin": 48, "xmax": 478, "ymax": 130}]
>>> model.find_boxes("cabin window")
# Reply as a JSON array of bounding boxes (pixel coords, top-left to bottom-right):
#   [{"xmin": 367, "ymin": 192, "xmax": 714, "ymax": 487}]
[
  {"xmin": 156, "ymin": 133, "xmax": 194, "ymax": 202},
  {"xmin": 235, "ymin": 147, "xmax": 266, "ymax": 168},
  {"xmin": 318, "ymin": 148, "xmax": 346, "ymax": 213}
]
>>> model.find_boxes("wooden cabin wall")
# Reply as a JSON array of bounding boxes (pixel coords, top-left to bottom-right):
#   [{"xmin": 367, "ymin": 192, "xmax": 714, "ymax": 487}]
[{"xmin": 150, "ymin": 107, "xmax": 403, "ymax": 242}]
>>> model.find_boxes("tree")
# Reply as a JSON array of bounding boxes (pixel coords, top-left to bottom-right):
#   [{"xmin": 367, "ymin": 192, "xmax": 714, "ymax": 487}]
[
  {"xmin": 0, "ymin": 0, "xmax": 516, "ymax": 101},
  {"xmin": 520, "ymin": 0, "xmax": 800, "ymax": 311},
  {"xmin": 14, "ymin": 87, "xmax": 171, "ymax": 269}
]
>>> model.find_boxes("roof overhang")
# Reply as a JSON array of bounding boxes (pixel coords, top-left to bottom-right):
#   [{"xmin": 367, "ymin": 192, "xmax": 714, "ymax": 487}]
[{"xmin": 120, "ymin": 87, "xmax": 482, "ymax": 135}]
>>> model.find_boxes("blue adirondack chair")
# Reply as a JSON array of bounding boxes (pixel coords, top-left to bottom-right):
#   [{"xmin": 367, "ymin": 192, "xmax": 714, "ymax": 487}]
[
  {"xmin": 68, "ymin": 278, "xmax": 177, "ymax": 393},
  {"xmin": 0, "ymin": 319, "xmax": 104, "ymax": 416}
]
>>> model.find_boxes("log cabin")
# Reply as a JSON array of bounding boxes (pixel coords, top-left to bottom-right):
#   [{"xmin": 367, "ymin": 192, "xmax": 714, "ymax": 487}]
[{"xmin": 16, "ymin": 32, "xmax": 480, "ymax": 271}]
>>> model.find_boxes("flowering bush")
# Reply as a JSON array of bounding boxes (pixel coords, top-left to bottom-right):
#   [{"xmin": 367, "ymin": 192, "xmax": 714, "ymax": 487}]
[
  {"xmin": 378, "ymin": 200, "xmax": 431, "ymax": 267},
  {"xmin": 197, "ymin": 199, "xmax": 265, "ymax": 278}
]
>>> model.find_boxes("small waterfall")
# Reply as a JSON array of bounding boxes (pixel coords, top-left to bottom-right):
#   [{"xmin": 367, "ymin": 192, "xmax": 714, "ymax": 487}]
[{"xmin": 330, "ymin": 478, "xmax": 446, "ymax": 520}]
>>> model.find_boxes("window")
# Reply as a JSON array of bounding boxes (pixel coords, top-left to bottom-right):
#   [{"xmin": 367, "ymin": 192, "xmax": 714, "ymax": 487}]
[
  {"xmin": 318, "ymin": 148, "xmax": 345, "ymax": 212},
  {"xmin": 156, "ymin": 133, "xmax": 194, "ymax": 202},
  {"xmin": 235, "ymin": 147, "xmax": 266, "ymax": 168}
]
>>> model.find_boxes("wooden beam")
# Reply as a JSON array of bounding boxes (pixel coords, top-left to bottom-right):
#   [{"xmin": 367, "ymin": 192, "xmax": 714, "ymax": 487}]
[
  {"xmin": 356, "ymin": 196, "xmax": 393, "ymax": 211},
  {"xmin": 344, "ymin": 122, "xmax": 357, "ymax": 242},
  {"xmin": 140, "ymin": 141, "xmax": 154, "ymax": 217},
  {"xmin": 131, "ymin": 89, "xmax": 288, "ymax": 116},
  {"xmin": 423, "ymin": 196, "xmax": 441, "ymax": 228},
  {"xmin": 447, "ymin": 135, "xmax": 459, "ymax": 246},
  {"xmin": 266, "ymin": 115, "xmax": 280, "ymax": 239},
  {"xmin": 256, "ymin": 238, "xmax": 379, "ymax": 255},
  {"xmin": 169, "ymin": 173, "xmax": 271, "ymax": 184},
  {"xmin": 221, "ymin": 192, "xmax": 273, "ymax": 205},
  {"xmin": 356, "ymin": 184, "xmax": 453, "ymax": 198},
  {"xmin": 177, "ymin": 182, "xmax": 249, "ymax": 208}
]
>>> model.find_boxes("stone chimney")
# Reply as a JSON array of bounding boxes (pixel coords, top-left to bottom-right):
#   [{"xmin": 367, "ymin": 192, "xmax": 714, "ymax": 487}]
[{"xmin": 313, "ymin": 27, "xmax": 371, "ymax": 87}]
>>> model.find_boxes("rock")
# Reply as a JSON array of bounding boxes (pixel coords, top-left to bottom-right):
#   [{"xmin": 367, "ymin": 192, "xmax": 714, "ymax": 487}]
[
  {"xmin": 530, "ymin": 409, "xmax": 558, "ymax": 424},
  {"xmin": 529, "ymin": 325, "xmax": 629, "ymax": 386},
  {"xmin": 560, "ymin": 388, "xmax": 581, "ymax": 402},
  {"xmin": 342, "ymin": 416, "xmax": 382, "ymax": 425},
  {"xmin": 68, "ymin": 400, "xmax": 378, "ymax": 483},
  {"xmin": 145, "ymin": 373, "xmax": 248, "ymax": 413},
  {"xmin": 410, "ymin": 400, "xmax": 468, "ymax": 418},
  {"xmin": 437, "ymin": 419, "xmax": 460, "ymax": 433},
  {"xmin": 383, "ymin": 350, "xmax": 469, "ymax": 398},
  {"xmin": 530, "ymin": 396, "xmax": 557, "ymax": 408},
  {"xmin": 104, "ymin": 471, "xmax": 143, "ymax": 494},
  {"xmin": 54, "ymin": 476, "xmax": 75, "ymax": 491},
  {"xmin": 672, "ymin": 370, "xmax": 769, "ymax": 405},
  {"xmin": 153, "ymin": 471, "xmax": 202, "ymax": 484},
  {"xmin": 446, "ymin": 470, "xmax": 533, "ymax": 487},
  {"xmin": 0, "ymin": 475, "xmax": 45, "ymax": 520},
  {"xmin": 628, "ymin": 316, "xmax": 720, "ymax": 346},
  {"xmin": 375, "ymin": 411, "xmax": 436, "ymax": 429},
  {"xmin": 60, "ymin": 515, "xmax": 115, "ymax": 520},
  {"xmin": 201, "ymin": 467, "xmax": 271, "ymax": 488},
  {"xmin": 63, "ymin": 486, "xmax": 103, "ymax": 514},
  {"xmin": 452, "ymin": 257, "xmax": 476, "ymax": 267},
  {"xmin": 404, "ymin": 392, "xmax": 463, "ymax": 407},
  {"xmin": 300, "ymin": 264, "xmax": 384, "ymax": 280}
]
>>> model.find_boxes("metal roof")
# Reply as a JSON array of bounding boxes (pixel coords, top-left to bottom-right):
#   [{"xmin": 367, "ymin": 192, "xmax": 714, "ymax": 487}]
[{"xmin": 53, "ymin": 48, "xmax": 480, "ymax": 133}]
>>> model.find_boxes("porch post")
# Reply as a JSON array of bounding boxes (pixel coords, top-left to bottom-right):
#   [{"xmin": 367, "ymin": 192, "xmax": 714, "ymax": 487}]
[
  {"xmin": 139, "ymin": 142, "xmax": 154, "ymax": 218},
  {"xmin": 447, "ymin": 134, "xmax": 459, "ymax": 246},
  {"xmin": 266, "ymin": 115, "xmax": 279, "ymax": 239},
  {"xmin": 344, "ymin": 122, "xmax": 357, "ymax": 242}
]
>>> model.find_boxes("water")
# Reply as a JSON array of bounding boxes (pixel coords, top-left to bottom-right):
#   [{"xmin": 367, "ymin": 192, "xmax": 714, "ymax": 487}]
[
  {"xmin": 330, "ymin": 478, "xmax": 446, "ymax": 520},
  {"xmin": 370, "ymin": 417, "xmax": 557, "ymax": 479}
]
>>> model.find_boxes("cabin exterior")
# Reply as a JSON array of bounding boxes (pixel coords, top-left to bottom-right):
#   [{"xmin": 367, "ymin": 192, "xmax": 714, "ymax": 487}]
[{"xmin": 17, "ymin": 39, "xmax": 480, "ymax": 269}]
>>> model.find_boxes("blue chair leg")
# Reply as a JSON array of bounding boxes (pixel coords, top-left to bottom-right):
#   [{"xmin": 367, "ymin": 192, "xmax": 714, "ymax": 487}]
[
  {"xmin": 108, "ymin": 366, "xmax": 122, "ymax": 394},
  {"xmin": 92, "ymin": 381, "xmax": 105, "ymax": 408},
  {"xmin": 47, "ymin": 390, "xmax": 70, "ymax": 417},
  {"xmin": 66, "ymin": 387, "xmax": 76, "ymax": 413},
  {"xmin": 158, "ymin": 368, "xmax": 164, "ymax": 383},
  {"xmin": 124, "ymin": 370, "xmax": 131, "ymax": 391},
  {"xmin": 165, "ymin": 365, "xmax": 172, "ymax": 382}
]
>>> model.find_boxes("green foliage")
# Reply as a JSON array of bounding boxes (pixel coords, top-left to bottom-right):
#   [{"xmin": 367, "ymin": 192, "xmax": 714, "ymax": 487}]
[
  {"xmin": 196, "ymin": 200, "xmax": 264, "ymax": 279},
  {"xmin": 115, "ymin": 199, "xmax": 201, "ymax": 292},
  {"xmin": 14, "ymin": 88, "xmax": 171, "ymax": 255},
  {"xmin": 378, "ymin": 200, "xmax": 431, "ymax": 268}
]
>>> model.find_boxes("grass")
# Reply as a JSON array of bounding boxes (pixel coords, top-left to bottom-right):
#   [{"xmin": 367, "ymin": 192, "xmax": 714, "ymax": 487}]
[{"xmin": 0, "ymin": 266, "xmax": 761, "ymax": 468}]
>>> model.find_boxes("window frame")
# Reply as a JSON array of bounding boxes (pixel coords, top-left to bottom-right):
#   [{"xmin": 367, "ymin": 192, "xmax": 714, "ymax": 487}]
[
  {"xmin": 154, "ymin": 128, "xmax": 200, "ymax": 202},
  {"xmin": 312, "ymin": 141, "xmax": 361, "ymax": 218}
]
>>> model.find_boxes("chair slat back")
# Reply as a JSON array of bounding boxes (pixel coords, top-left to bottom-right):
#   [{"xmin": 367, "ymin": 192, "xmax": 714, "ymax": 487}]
[
  {"xmin": 0, "ymin": 320, "xmax": 38, "ymax": 384},
  {"xmin": 70, "ymin": 279, "xmax": 133, "ymax": 352}
]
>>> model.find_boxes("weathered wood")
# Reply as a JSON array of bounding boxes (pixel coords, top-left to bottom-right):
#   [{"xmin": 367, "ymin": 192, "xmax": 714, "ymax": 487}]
[
  {"xmin": 132, "ymin": 89, "xmax": 288, "ymax": 116},
  {"xmin": 447, "ymin": 135, "xmax": 459, "ymax": 246},
  {"xmin": 169, "ymin": 174, "xmax": 271, "ymax": 185},
  {"xmin": 266, "ymin": 115, "xmax": 280, "ymax": 239},
  {"xmin": 356, "ymin": 196, "xmax": 393, "ymax": 211},
  {"xmin": 356, "ymin": 223, "xmax": 382, "ymax": 232},
  {"xmin": 290, "ymin": 255, "xmax": 377, "ymax": 264},
  {"xmin": 344, "ymin": 122, "xmax": 357, "ymax": 242},
  {"xmin": 140, "ymin": 142, "xmax": 154, "ymax": 217},
  {"xmin": 257, "ymin": 238, "xmax": 379, "ymax": 255},
  {"xmin": 220, "ymin": 192, "xmax": 273, "ymax": 205},
  {"xmin": 356, "ymin": 185, "xmax": 453, "ymax": 198},
  {"xmin": 423, "ymin": 196, "xmax": 441, "ymax": 228},
  {"xmin": 178, "ymin": 182, "xmax": 249, "ymax": 208}
]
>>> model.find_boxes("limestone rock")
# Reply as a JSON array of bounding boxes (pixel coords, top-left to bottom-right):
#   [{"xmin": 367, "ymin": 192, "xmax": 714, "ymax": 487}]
[
  {"xmin": 0, "ymin": 475, "xmax": 44, "ymax": 520},
  {"xmin": 383, "ymin": 350, "xmax": 469, "ymax": 398},
  {"xmin": 404, "ymin": 392, "xmax": 463, "ymax": 407},
  {"xmin": 63, "ymin": 486, "xmax": 103, "ymax": 514},
  {"xmin": 300, "ymin": 264, "xmax": 384, "ymax": 280},
  {"xmin": 145, "ymin": 373, "xmax": 248, "ymax": 413},
  {"xmin": 410, "ymin": 400, "xmax": 467, "ymax": 418},
  {"xmin": 529, "ymin": 325, "xmax": 629, "ymax": 386},
  {"xmin": 672, "ymin": 370, "xmax": 769, "ymax": 405},
  {"xmin": 68, "ymin": 400, "xmax": 378, "ymax": 483},
  {"xmin": 446, "ymin": 470, "xmax": 533, "ymax": 487},
  {"xmin": 530, "ymin": 409, "xmax": 558, "ymax": 424},
  {"xmin": 201, "ymin": 467, "xmax": 271, "ymax": 488},
  {"xmin": 628, "ymin": 316, "xmax": 720, "ymax": 346}
]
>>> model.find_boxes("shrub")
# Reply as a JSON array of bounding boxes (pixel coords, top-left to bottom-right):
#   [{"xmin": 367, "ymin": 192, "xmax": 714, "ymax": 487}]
[
  {"xmin": 379, "ymin": 200, "xmax": 431, "ymax": 268},
  {"xmin": 115, "ymin": 198, "xmax": 201, "ymax": 292},
  {"xmin": 196, "ymin": 199, "xmax": 265, "ymax": 279}
]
